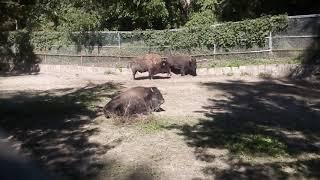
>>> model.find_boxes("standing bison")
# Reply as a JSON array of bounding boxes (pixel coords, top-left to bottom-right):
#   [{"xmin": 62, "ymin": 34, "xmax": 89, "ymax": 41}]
[
  {"xmin": 166, "ymin": 55, "xmax": 197, "ymax": 76},
  {"xmin": 129, "ymin": 53, "xmax": 171, "ymax": 80},
  {"xmin": 103, "ymin": 86, "xmax": 165, "ymax": 117}
]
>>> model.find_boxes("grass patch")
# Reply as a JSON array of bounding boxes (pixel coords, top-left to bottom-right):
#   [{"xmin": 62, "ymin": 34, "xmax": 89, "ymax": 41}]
[
  {"xmin": 228, "ymin": 134, "xmax": 288, "ymax": 157},
  {"xmin": 199, "ymin": 57, "xmax": 301, "ymax": 68},
  {"xmin": 240, "ymin": 72, "xmax": 250, "ymax": 76},
  {"xmin": 258, "ymin": 72, "xmax": 273, "ymax": 79},
  {"xmin": 136, "ymin": 116, "xmax": 168, "ymax": 134},
  {"xmin": 104, "ymin": 70, "xmax": 116, "ymax": 75},
  {"xmin": 109, "ymin": 115, "xmax": 171, "ymax": 133},
  {"xmin": 115, "ymin": 64, "xmax": 123, "ymax": 72}
]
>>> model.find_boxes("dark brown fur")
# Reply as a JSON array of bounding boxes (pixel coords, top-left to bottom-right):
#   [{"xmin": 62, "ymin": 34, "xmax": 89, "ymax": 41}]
[
  {"xmin": 167, "ymin": 55, "xmax": 197, "ymax": 76},
  {"xmin": 103, "ymin": 86, "xmax": 165, "ymax": 117},
  {"xmin": 129, "ymin": 53, "xmax": 171, "ymax": 80}
]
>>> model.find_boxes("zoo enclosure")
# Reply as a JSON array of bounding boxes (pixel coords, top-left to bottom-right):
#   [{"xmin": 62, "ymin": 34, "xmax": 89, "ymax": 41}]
[{"xmin": 35, "ymin": 14, "xmax": 320, "ymax": 67}]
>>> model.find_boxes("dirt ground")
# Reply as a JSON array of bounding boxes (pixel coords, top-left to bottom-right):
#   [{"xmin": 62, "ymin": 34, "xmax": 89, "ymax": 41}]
[
  {"xmin": 0, "ymin": 72, "xmax": 258, "ymax": 117},
  {"xmin": 1, "ymin": 71, "xmax": 320, "ymax": 180}
]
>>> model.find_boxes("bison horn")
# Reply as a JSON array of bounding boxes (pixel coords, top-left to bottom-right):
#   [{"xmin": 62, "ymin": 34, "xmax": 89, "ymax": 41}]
[{"xmin": 151, "ymin": 87, "xmax": 157, "ymax": 92}]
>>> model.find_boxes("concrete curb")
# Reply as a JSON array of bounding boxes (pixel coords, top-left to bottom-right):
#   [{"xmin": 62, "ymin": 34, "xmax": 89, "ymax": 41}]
[{"xmin": 40, "ymin": 64, "xmax": 300, "ymax": 78}]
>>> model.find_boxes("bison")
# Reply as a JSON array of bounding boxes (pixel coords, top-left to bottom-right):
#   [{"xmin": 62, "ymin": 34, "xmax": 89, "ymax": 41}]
[
  {"xmin": 103, "ymin": 86, "xmax": 165, "ymax": 117},
  {"xmin": 129, "ymin": 53, "xmax": 171, "ymax": 80},
  {"xmin": 166, "ymin": 55, "xmax": 197, "ymax": 76}
]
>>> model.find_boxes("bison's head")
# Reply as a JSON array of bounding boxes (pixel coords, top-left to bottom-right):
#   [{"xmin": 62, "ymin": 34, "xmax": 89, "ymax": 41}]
[
  {"xmin": 189, "ymin": 58, "xmax": 197, "ymax": 76},
  {"xmin": 159, "ymin": 60, "xmax": 171, "ymax": 73},
  {"xmin": 149, "ymin": 87, "xmax": 165, "ymax": 111},
  {"xmin": 161, "ymin": 60, "xmax": 169, "ymax": 67}
]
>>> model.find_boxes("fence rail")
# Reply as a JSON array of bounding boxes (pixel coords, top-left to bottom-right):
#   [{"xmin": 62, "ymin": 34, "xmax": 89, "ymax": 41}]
[{"xmin": 32, "ymin": 14, "xmax": 320, "ymax": 66}]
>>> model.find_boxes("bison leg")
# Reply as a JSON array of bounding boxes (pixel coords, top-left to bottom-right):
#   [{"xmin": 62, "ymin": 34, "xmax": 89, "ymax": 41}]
[
  {"xmin": 132, "ymin": 70, "xmax": 137, "ymax": 80},
  {"xmin": 148, "ymin": 69, "xmax": 153, "ymax": 80},
  {"xmin": 180, "ymin": 68, "xmax": 186, "ymax": 76},
  {"xmin": 167, "ymin": 67, "xmax": 172, "ymax": 77}
]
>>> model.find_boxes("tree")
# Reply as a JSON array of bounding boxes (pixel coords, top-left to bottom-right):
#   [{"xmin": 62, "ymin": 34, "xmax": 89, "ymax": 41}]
[
  {"xmin": 185, "ymin": 0, "xmax": 218, "ymax": 27},
  {"xmin": 217, "ymin": 0, "xmax": 320, "ymax": 21}
]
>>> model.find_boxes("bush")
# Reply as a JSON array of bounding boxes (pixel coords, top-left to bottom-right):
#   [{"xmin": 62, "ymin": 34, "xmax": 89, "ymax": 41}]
[
  {"xmin": 12, "ymin": 15, "xmax": 288, "ymax": 54},
  {"xmin": 144, "ymin": 15, "xmax": 288, "ymax": 51}
]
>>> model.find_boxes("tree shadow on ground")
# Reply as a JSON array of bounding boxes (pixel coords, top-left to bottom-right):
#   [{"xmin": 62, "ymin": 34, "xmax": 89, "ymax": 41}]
[
  {"xmin": 203, "ymin": 158, "xmax": 320, "ymax": 180},
  {"xmin": 0, "ymin": 82, "xmax": 123, "ymax": 180},
  {"xmin": 168, "ymin": 79, "xmax": 320, "ymax": 179}
]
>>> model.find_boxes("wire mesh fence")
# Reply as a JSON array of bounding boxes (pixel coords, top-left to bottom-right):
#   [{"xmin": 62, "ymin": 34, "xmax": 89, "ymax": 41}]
[{"xmin": 34, "ymin": 14, "xmax": 320, "ymax": 67}]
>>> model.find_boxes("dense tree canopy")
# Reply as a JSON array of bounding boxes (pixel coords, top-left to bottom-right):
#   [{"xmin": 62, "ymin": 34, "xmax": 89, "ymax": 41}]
[
  {"xmin": 1, "ymin": 0, "xmax": 319, "ymax": 32},
  {"xmin": 218, "ymin": 0, "xmax": 320, "ymax": 21}
]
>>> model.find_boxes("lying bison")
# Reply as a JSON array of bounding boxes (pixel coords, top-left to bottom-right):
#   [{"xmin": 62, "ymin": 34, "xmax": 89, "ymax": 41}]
[
  {"xmin": 129, "ymin": 53, "xmax": 171, "ymax": 80},
  {"xmin": 103, "ymin": 86, "xmax": 165, "ymax": 117},
  {"xmin": 166, "ymin": 55, "xmax": 197, "ymax": 76}
]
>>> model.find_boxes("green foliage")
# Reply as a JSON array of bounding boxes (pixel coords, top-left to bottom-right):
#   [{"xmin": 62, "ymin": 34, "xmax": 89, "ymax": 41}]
[
  {"xmin": 30, "ymin": 31, "xmax": 104, "ymax": 50},
  {"xmin": 186, "ymin": 0, "xmax": 218, "ymax": 27},
  {"xmin": 137, "ymin": 116, "xmax": 167, "ymax": 133},
  {"xmin": 201, "ymin": 57, "xmax": 301, "ymax": 68},
  {"xmin": 228, "ymin": 134, "xmax": 287, "ymax": 157},
  {"xmin": 1, "ymin": 30, "xmax": 39, "ymax": 73},
  {"xmin": 103, "ymin": 0, "xmax": 170, "ymax": 30},
  {"xmin": 29, "ymin": 1, "xmax": 104, "ymax": 31},
  {"xmin": 56, "ymin": 6, "xmax": 101, "ymax": 32},
  {"xmin": 1, "ymin": 0, "xmax": 317, "ymax": 32},
  {"xmin": 11, "ymin": 15, "xmax": 288, "ymax": 52},
  {"xmin": 143, "ymin": 15, "xmax": 288, "ymax": 51},
  {"xmin": 31, "ymin": 31, "xmax": 70, "ymax": 49},
  {"xmin": 216, "ymin": 0, "xmax": 318, "ymax": 21},
  {"xmin": 185, "ymin": 11, "xmax": 216, "ymax": 27}
]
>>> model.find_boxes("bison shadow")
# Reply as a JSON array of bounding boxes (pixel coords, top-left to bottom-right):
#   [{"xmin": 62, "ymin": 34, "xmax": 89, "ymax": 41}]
[
  {"xmin": 169, "ymin": 67, "xmax": 196, "ymax": 76},
  {"xmin": 154, "ymin": 107, "xmax": 165, "ymax": 112},
  {"xmin": 134, "ymin": 75, "xmax": 171, "ymax": 80}
]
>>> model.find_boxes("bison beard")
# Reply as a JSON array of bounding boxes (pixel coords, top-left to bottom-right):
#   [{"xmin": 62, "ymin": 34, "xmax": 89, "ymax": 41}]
[{"xmin": 103, "ymin": 87, "xmax": 165, "ymax": 117}]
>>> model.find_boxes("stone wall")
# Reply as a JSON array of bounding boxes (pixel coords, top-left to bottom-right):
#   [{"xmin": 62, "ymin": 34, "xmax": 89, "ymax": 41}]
[{"xmin": 40, "ymin": 64, "xmax": 301, "ymax": 78}]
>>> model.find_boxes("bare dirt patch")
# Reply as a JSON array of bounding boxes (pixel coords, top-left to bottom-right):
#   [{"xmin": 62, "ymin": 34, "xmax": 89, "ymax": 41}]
[{"xmin": 1, "ymin": 71, "xmax": 320, "ymax": 179}]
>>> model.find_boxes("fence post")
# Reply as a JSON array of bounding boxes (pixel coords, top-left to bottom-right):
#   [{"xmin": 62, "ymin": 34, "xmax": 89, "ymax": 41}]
[
  {"xmin": 268, "ymin": 31, "xmax": 273, "ymax": 55},
  {"xmin": 44, "ymin": 37, "xmax": 47, "ymax": 64},
  {"xmin": 213, "ymin": 43, "xmax": 216, "ymax": 60},
  {"xmin": 117, "ymin": 32, "xmax": 121, "ymax": 62}
]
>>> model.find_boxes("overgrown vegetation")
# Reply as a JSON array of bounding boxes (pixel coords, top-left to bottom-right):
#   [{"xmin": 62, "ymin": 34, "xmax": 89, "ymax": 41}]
[
  {"xmin": 199, "ymin": 57, "xmax": 301, "ymax": 68},
  {"xmin": 1, "ymin": 0, "xmax": 318, "ymax": 32},
  {"xmin": 4, "ymin": 15, "xmax": 288, "ymax": 52},
  {"xmin": 143, "ymin": 15, "xmax": 288, "ymax": 50},
  {"xmin": 1, "ymin": 30, "xmax": 40, "ymax": 73}
]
